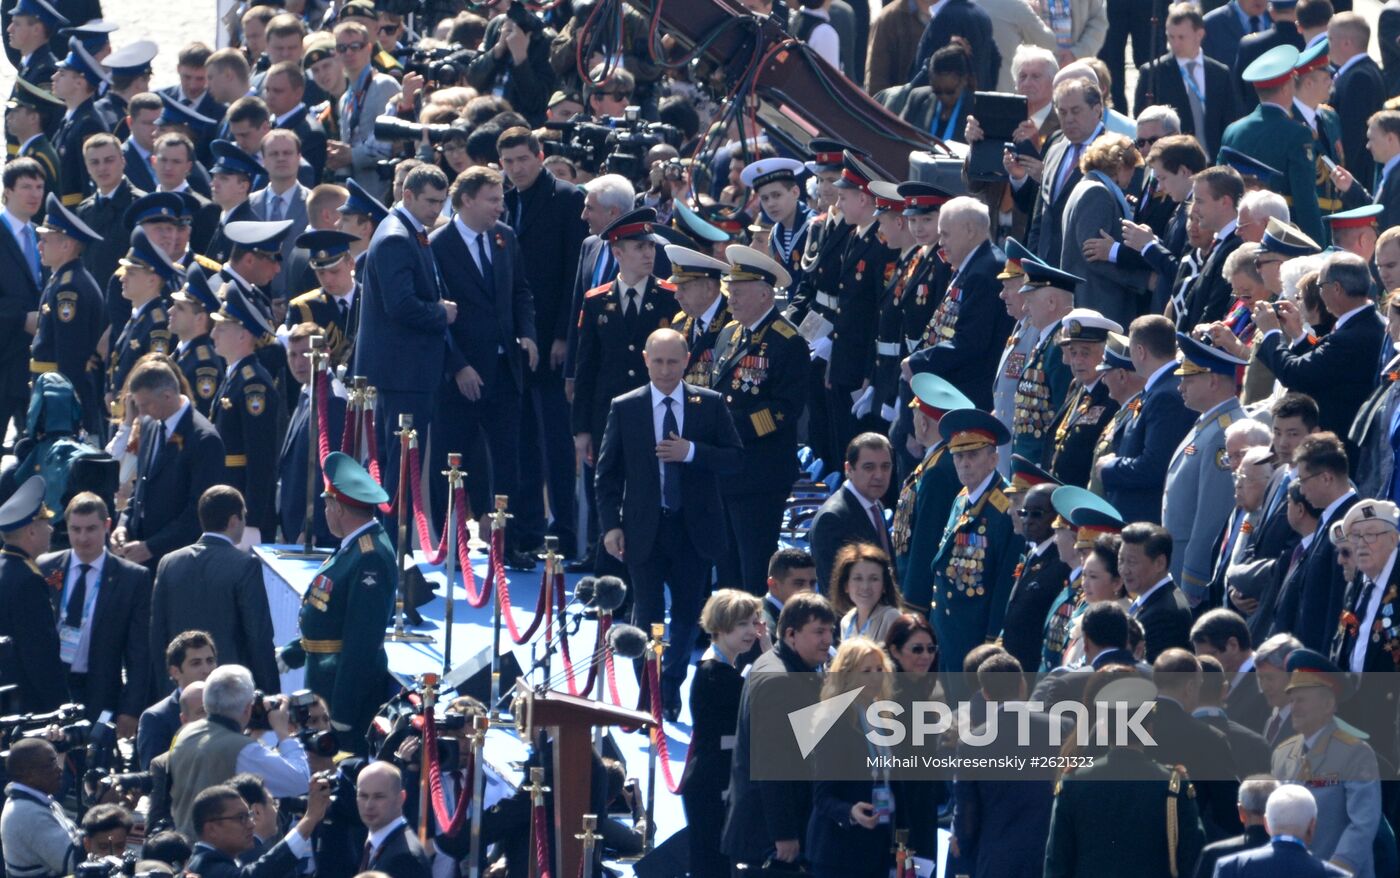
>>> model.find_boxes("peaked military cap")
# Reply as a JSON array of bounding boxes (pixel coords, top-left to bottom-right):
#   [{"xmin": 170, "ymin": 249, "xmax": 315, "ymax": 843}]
[
  {"xmin": 1242, "ymin": 44, "xmax": 1301, "ymax": 88},
  {"xmin": 1294, "ymin": 37, "xmax": 1330, "ymax": 76},
  {"xmin": 908, "ymin": 372, "xmax": 973, "ymax": 420},
  {"xmin": 171, "ymin": 265, "xmax": 221, "ymax": 312},
  {"xmin": 938, "ymin": 408, "xmax": 1011, "ymax": 451},
  {"xmin": 322, "ymin": 451, "xmax": 390, "ymax": 508},
  {"xmin": 671, "ymin": 200, "xmax": 729, "ymax": 245},
  {"xmin": 724, "ymin": 244, "xmax": 792, "ymax": 290},
  {"xmin": 1261, "ymin": 216, "xmax": 1321, "ymax": 256},
  {"xmin": 1006, "ymin": 454, "xmax": 1061, "ymax": 495},
  {"xmin": 1058, "ymin": 308, "xmax": 1123, "ymax": 345},
  {"xmin": 832, "ymin": 150, "xmax": 880, "ymax": 194},
  {"xmin": 804, "ymin": 137, "xmax": 856, "ymax": 173},
  {"xmin": 1022, "ymin": 258, "xmax": 1085, "ymax": 292},
  {"xmin": 157, "ymin": 91, "xmax": 217, "ymax": 135},
  {"xmin": 602, "ymin": 207, "xmax": 665, "ymax": 244},
  {"xmin": 225, "ymin": 219, "xmax": 295, "ymax": 254},
  {"xmin": 897, "ymin": 181, "xmax": 952, "ymax": 215},
  {"xmin": 210, "ymin": 139, "xmax": 266, "ymax": 180},
  {"xmin": 1175, "ymin": 332, "xmax": 1249, "ymax": 376},
  {"xmin": 55, "ymin": 36, "xmax": 108, "ymax": 87},
  {"xmin": 1324, "ymin": 203, "xmax": 1384, "ymax": 229},
  {"xmin": 1219, "ymin": 147, "xmax": 1282, "ymax": 185},
  {"xmin": 296, "ymin": 229, "xmax": 359, "ymax": 269},
  {"xmin": 7, "ymin": 76, "xmax": 64, "ymax": 112},
  {"xmin": 59, "ymin": 19, "xmax": 116, "ymax": 55},
  {"xmin": 664, "ymin": 245, "xmax": 728, "ymax": 284},
  {"xmin": 740, "ymin": 158, "xmax": 804, "ymax": 191},
  {"xmin": 997, "ymin": 237, "xmax": 1037, "ymax": 280},
  {"xmin": 339, "ymin": 179, "xmax": 390, "ymax": 224},
  {"xmin": 124, "ymin": 191, "xmax": 184, "ymax": 227},
  {"xmin": 120, "ymin": 225, "xmax": 182, "ymax": 284},
  {"xmin": 37, "ymin": 193, "xmax": 101, "ymax": 244},
  {"xmin": 7, "ymin": 0, "xmax": 68, "ymax": 31},
  {"xmin": 212, "ymin": 281, "xmax": 275, "ymax": 339},
  {"xmin": 1097, "ymin": 331, "xmax": 1134, "ymax": 373},
  {"xmin": 0, "ymin": 475, "xmax": 52, "ymax": 531}
]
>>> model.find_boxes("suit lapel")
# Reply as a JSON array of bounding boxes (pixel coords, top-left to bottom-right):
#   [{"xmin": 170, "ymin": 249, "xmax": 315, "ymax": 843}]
[{"xmin": 0, "ymin": 219, "xmax": 35, "ymax": 297}]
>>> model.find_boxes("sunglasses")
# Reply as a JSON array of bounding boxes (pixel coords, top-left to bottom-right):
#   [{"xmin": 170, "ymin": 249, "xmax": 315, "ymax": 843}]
[
  {"xmin": 1017, "ymin": 507, "xmax": 1046, "ymax": 518},
  {"xmin": 903, "ymin": 645, "xmax": 934, "ymax": 655},
  {"xmin": 1134, "ymin": 136, "xmax": 1161, "ymax": 150},
  {"xmin": 335, "ymin": 40, "xmax": 367, "ymax": 54},
  {"xmin": 378, "ymin": 23, "xmax": 401, "ymax": 34}
]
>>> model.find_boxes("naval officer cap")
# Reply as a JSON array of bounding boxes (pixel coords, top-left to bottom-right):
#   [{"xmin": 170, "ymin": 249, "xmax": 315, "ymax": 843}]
[
  {"xmin": 867, "ymin": 181, "xmax": 906, "ymax": 215},
  {"xmin": 1342, "ymin": 499, "xmax": 1400, "ymax": 533},
  {"xmin": 671, "ymin": 200, "xmax": 729, "ymax": 246},
  {"xmin": 37, "ymin": 193, "xmax": 101, "ymax": 244},
  {"xmin": 103, "ymin": 40, "xmax": 158, "ymax": 78},
  {"xmin": 55, "ymin": 36, "xmax": 109, "ymax": 88},
  {"xmin": 7, "ymin": 0, "xmax": 68, "ymax": 31},
  {"xmin": 322, "ymin": 451, "xmax": 390, "ymax": 509},
  {"xmin": 0, "ymin": 475, "xmax": 53, "ymax": 532},
  {"xmin": 740, "ymin": 157, "xmax": 805, "ymax": 191},
  {"xmin": 225, "ymin": 219, "xmax": 296, "ymax": 255},
  {"xmin": 724, "ymin": 244, "xmax": 792, "ymax": 290},
  {"xmin": 1006, "ymin": 454, "xmax": 1061, "ymax": 495},
  {"xmin": 938, "ymin": 408, "xmax": 1011, "ymax": 452},
  {"xmin": 1021, "ymin": 258, "xmax": 1084, "ymax": 293},
  {"xmin": 60, "ymin": 19, "xmax": 118, "ymax": 55},
  {"xmin": 1175, "ymin": 332, "xmax": 1248, "ymax": 377},
  {"xmin": 1324, "ymin": 203, "xmax": 1384, "ymax": 230},
  {"xmin": 898, "ymin": 181, "xmax": 952, "ymax": 216},
  {"xmin": 157, "ymin": 91, "xmax": 218, "ymax": 136},
  {"xmin": 1218, "ymin": 147, "xmax": 1281, "ymax": 186},
  {"xmin": 1242, "ymin": 44, "xmax": 1301, "ymax": 89},
  {"xmin": 908, "ymin": 372, "xmax": 973, "ymax": 421},
  {"xmin": 212, "ymin": 281, "xmax": 275, "ymax": 340},
  {"xmin": 602, "ymin": 207, "xmax": 665, "ymax": 245},
  {"xmin": 664, "ymin": 245, "xmax": 728, "ymax": 285},
  {"xmin": 339, "ymin": 179, "xmax": 390, "ymax": 224},
  {"xmin": 7, "ymin": 77, "xmax": 64, "ymax": 113},
  {"xmin": 210, "ymin": 139, "xmax": 266, "ymax": 180},
  {"xmin": 1097, "ymin": 331, "xmax": 1134, "ymax": 373},
  {"xmin": 832, "ymin": 150, "xmax": 881, "ymax": 194},
  {"xmin": 120, "ymin": 225, "xmax": 183, "ymax": 284},
  {"xmin": 804, "ymin": 137, "xmax": 857, "ymax": 174},
  {"xmin": 997, "ymin": 237, "xmax": 1037, "ymax": 280},
  {"xmin": 171, "ymin": 265, "xmax": 221, "ymax": 313},
  {"xmin": 296, "ymin": 229, "xmax": 359, "ymax": 270},
  {"xmin": 1058, "ymin": 308, "xmax": 1123, "ymax": 345},
  {"xmin": 1260, "ymin": 216, "xmax": 1321, "ymax": 256},
  {"xmin": 1294, "ymin": 37, "xmax": 1330, "ymax": 76},
  {"xmin": 123, "ymin": 191, "xmax": 184, "ymax": 227}
]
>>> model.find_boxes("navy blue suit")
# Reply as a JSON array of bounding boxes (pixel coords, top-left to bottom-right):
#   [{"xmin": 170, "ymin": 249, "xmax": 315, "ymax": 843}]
[
  {"xmin": 430, "ymin": 220, "xmax": 536, "ymax": 533},
  {"xmin": 0, "ymin": 211, "xmax": 44, "ymax": 437},
  {"xmin": 1101, "ymin": 370, "xmax": 1195, "ymax": 524},
  {"xmin": 354, "ymin": 208, "xmax": 450, "ymax": 503},
  {"xmin": 1214, "ymin": 837, "xmax": 1350, "ymax": 877},
  {"xmin": 123, "ymin": 139, "xmax": 157, "ymax": 193},
  {"xmin": 1202, "ymin": 3, "xmax": 1254, "ymax": 72},
  {"xmin": 278, "ymin": 386, "xmax": 347, "ymax": 545},
  {"xmin": 136, "ymin": 690, "xmax": 180, "ymax": 768},
  {"xmin": 1330, "ymin": 56, "xmax": 1387, "ymax": 192},
  {"xmin": 1270, "ymin": 493, "xmax": 1359, "ymax": 652}
]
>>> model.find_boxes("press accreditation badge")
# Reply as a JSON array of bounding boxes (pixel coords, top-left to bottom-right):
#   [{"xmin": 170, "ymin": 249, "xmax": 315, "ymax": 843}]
[{"xmin": 59, "ymin": 625, "xmax": 81, "ymax": 665}]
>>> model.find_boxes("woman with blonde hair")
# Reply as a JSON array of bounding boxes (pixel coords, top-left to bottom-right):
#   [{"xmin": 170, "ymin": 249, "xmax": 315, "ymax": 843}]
[
  {"xmin": 1061, "ymin": 132, "xmax": 1149, "ymax": 328},
  {"xmin": 828, "ymin": 542, "xmax": 903, "ymax": 644}
]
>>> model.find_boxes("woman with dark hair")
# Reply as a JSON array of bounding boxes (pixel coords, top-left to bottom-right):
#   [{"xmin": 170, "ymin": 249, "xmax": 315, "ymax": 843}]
[
  {"xmin": 1062, "ymin": 534, "xmax": 1128, "ymax": 666},
  {"xmin": 902, "ymin": 44, "xmax": 975, "ymax": 142},
  {"xmin": 882, "ymin": 612, "xmax": 944, "ymax": 860},
  {"xmin": 829, "ymin": 542, "xmax": 904, "ymax": 644},
  {"xmin": 884, "ymin": 612, "xmax": 937, "ymax": 675}
]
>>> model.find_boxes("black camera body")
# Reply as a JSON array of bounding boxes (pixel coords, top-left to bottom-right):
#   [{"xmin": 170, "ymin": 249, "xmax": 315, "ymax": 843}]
[
  {"xmin": 402, "ymin": 44, "xmax": 479, "ymax": 86},
  {"xmin": 544, "ymin": 111, "xmax": 682, "ymax": 184}
]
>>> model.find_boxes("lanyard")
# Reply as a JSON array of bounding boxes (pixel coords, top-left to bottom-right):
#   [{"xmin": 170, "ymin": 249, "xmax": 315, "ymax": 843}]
[
  {"xmin": 934, "ymin": 90, "xmax": 966, "ymax": 143},
  {"xmin": 60, "ymin": 562, "xmax": 100, "ymax": 625},
  {"xmin": 1087, "ymin": 170, "xmax": 1132, "ymax": 218},
  {"xmin": 345, "ymin": 66, "xmax": 372, "ymax": 134}
]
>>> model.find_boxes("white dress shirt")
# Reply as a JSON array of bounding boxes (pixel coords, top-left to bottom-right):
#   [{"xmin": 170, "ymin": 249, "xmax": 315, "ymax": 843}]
[
  {"xmin": 59, "ymin": 551, "xmax": 107, "ymax": 673},
  {"xmin": 1351, "ymin": 549, "xmax": 1397, "ymax": 672},
  {"xmin": 650, "ymin": 383, "xmax": 696, "ymax": 500}
]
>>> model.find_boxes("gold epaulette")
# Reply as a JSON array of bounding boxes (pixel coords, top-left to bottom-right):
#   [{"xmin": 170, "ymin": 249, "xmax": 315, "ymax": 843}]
[
  {"xmin": 357, "ymin": 534, "xmax": 375, "ymax": 553},
  {"xmin": 986, "ymin": 488, "xmax": 1011, "ymax": 514},
  {"xmin": 773, "ymin": 320, "xmax": 797, "ymax": 339}
]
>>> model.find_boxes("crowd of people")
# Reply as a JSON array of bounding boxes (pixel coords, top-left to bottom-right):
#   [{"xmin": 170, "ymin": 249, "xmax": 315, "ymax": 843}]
[{"xmin": 3, "ymin": 0, "xmax": 1400, "ymax": 875}]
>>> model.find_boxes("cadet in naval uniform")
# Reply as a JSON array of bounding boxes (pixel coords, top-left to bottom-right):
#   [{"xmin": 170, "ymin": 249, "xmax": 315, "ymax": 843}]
[
  {"xmin": 664, "ymin": 245, "xmax": 730, "ymax": 389},
  {"xmin": 711, "ymin": 246, "xmax": 809, "ymax": 594},
  {"xmin": 5, "ymin": 0, "xmax": 63, "ymax": 95},
  {"xmin": 1163, "ymin": 332, "xmax": 1248, "ymax": 605},
  {"xmin": 104, "ymin": 192, "xmax": 184, "ymax": 335},
  {"xmin": 49, "ymin": 37, "xmax": 110, "ymax": 208},
  {"xmin": 1047, "ymin": 310, "xmax": 1123, "ymax": 488},
  {"xmin": 203, "ymin": 139, "xmax": 265, "ymax": 266},
  {"xmin": 1011, "ymin": 260, "xmax": 1076, "ymax": 465},
  {"xmin": 869, "ymin": 181, "xmax": 921, "ymax": 433},
  {"xmin": 1045, "ymin": 676, "xmax": 1206, "ymax": 878},
  {"xmin": 277, "ymin": 452, "xmax": 397, "ymax": 752},
  {"xmin": 991, "ymin": 239, "xmax": 1040, "ymax": 475},
  {"xmin": 8, "ymin": 78, "xmax": 63, "ymax": 205},
  {"xmin": 168, "ymin": 266, "xmax": 225, "ymax": 419},
  {"xmin": 286, "ymin": 230, "xmax": 361, "ymax": 370},
  {"xmin": 1271, "ymin": 648, "xmax": 1382, "ymax": 878},
  {"xmin": 928, "ymin": 409, "xmax": 1020, "ymax": 689},
  {"xmin": 93, "ymin": 38, "xmax": 153, "ymax": 142},
  {"xmin": 210, "ymin": 283, "xmax": 285, "ymax": 542},
  {"xmin": 106, "ymin": 226, "xmax": 180, "ymax": 411},
  {"xmin": 29, "ymin": 193, "xmax": 104, "ymax": 432},
  {"xmin": 1218, "ymin": 45, "xmax": 1325, "ymax": 242},
  {"xmin": 740, "ymin": 158, "xmax": 813, "ymax": 293},
  {"xmin": 893, "ymin": 373, "xmax": 973, "ymax": 612}
]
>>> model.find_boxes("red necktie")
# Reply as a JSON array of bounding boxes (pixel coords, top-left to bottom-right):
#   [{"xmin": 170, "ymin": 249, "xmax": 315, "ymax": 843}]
[{"xmin": 869, "ymin": 503, "xmax": 890, "ymax": 554}]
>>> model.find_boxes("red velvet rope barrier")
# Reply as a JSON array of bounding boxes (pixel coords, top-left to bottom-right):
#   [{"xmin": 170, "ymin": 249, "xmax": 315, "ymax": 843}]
[
  {"xmin": 532, "ymin": 796, "xmax": 553, "ymax": 878},
  {"xmin": 406, "ymin": 444, "xmax": 450, "ymax": 566},
  {"xmin": 645, "ymin": 660, "xmax": 686, "ymax": 794},
  {"xmin": 559, "ymin": 611, "xmax": 609, "ymax": 698},
  {"xmin": 360, "ymin": 406, "xmax": 394, "ymax": 514},
  {"xmin": 421, "ymin": 710, "xmax": 472, "ymax": 837},
  {"xmin": 341, "ymin": 394, "xmax": 358, "ymax": 457},
  {"xmin": 495, "ymin": 527, "xmax": 551, "ymax": 644},
  {"xmin": 314, "ymin": 371, "xmax": 333, "ymax": 464},
  {"xmin": 454, "ymin": 490, "xmax": 488, "ymax": 608}
]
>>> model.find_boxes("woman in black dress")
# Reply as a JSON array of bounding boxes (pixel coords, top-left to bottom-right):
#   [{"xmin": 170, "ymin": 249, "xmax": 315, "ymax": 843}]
[{"xmin": 681, "ymin": 588, "xmax": 765, "ymax": 878}]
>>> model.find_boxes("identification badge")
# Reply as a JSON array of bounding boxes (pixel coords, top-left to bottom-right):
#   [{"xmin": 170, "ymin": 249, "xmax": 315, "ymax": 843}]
[
  {"xmin": 59, "ymin": 624, "xmax": 81, "ymax": 664},
  {"xmin": 872, "ymin": 783, "xmax": 893, "ymax": 825}
]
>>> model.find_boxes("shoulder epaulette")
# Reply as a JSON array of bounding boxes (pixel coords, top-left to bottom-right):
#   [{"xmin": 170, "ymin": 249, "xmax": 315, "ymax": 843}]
[
  {"xmin": 58, "ymin": 269, "xmax": 72, "ymax": 286},
  {"xmin": 1216, "ymin": 412, "xmax": 1234, "ymax": 430},
  {"xmin": 773, "ymin": 320, "xmax": 797, "ymax": 339},
  {"xmin": 358, "ymin": 534, "xmax": 375, "ymax": 554},
  {"xmin": 1335, "ymin": 729, "xmax": 1360, "ymax": 745},
  {"xmin": 721, "ymin": 319, "xmax": 741, "ymax": 333},
  {"xmin": 151, "ymin": 307, "xmax": 166, "ymax": 322},
  {"xmin": 986, "ymin": 488, "xmax": 1011, "ymax": 514},
  {"xmin": 585, "ymin": 281, "xmax": 614, "ymax": 299},
  {"xmin": 195, "ymin": 254, "xmax": 222, "ymax": 273},
  {"xmin": 197, "ymin": 345, "xmax": 211, "ymax": 361}
]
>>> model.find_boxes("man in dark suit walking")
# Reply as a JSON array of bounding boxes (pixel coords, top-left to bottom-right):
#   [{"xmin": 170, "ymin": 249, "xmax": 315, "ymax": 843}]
[
  {"xmin": 1327, "ymin": 13, "xmax": 1386, "ymax": 192},
  {"xmin": 808, "ymin": 433, "xmax": 895, "ymax": 591},
  {"xmin": 1213, "ymin": 784, "xmax": 1353, "ymax": 876},
  {"xmin": 1135, "ymin": 5, "xmax": 1242, "ymax": 158},
  {"xmin": 112, "ymin": 358, "xmax": 226, "ymax": 571},
  {"xmin": 498, "ymin": 126, "xmax": 587, "ymax": 558},
  {"xmin": 354, "ymin": 164, "xmax": 456, "ymax": 505},
  {"xmin": 430, "ymin": 165, "xmax": 538, "ymax": 568},
  {"xmin": 1233, "ymin": 0, "xmax": 1304, "ymax": 108},
  {"xmin": 38, "ymin": 493, "xmax": 151, "ymax": 737},
  {"xmin": 596, "ymin": 327, "xmax": 743, "ymax": 718},
  {"xmin": 1203, "ymin": 0, "xmax": 1271, "ymax": 71},
  {"xmin": 354, "ymin": 762, "xmax": 431, "ymax": 878},
  {"xmin": 1192, "ymin": 777, "xmax": 1277, "ymax": 878},
  {"xmin": 150, "ymin": 486, "xmax": 279, "ymax": 694},
  {"xmin": 183, "ymin": 780, "xmax": 327, "ymax": 878}
]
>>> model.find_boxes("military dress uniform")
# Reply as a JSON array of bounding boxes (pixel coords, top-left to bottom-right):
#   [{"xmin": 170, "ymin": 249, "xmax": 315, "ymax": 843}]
[
  {"xmin": 17, "ymin": 130, "xmax": 60, "ymax": 206},
  {"xmin": 28, "ymin": 194, "xmax": 104, "ymax": 427},
  {"xmin": 872, "ymin": 243, "xmax": 924, "ymax": 418},
  {"xmin": 1161, "ymin": 333, "xmax": 1247, "ymax": 604},
  {"xmin": 1012, "ymin": 318, "xmax": 1071, "ymax": 465},
  {"xmin": 0, "ymin": 476, "xmax": 68, "ymax": 713},
  {"xmin": 287, "ymin": 229, "xmax": 364, "ymax": 370},
  {"xmin": 676, "ymin": 299, "xmax": 730, "ymax": 389},
  {"xmin": 169, "ymin": 266, "xmax": 226, "ymax": 419},
  {"xmin": 928, "ymin": 410, "xmax": 1021, "ymax": 685},
  {"xmin": 1045, "ymin": 310, "xmax": 1124, "ymax": 487},
  {"xmin": 279, "ymin": 452, "xmax": 397, "ymax": 752},
  {"xmin": 106, "ymin": 299, "xmax": 171, "ymax": 399},
  {"xmin": 1218, "ymin": 46, "xmax": 1324, "ymax": 242},
  {"xmin": 50, "ymin": 39, "xmax": 111, "ymax": 208},
  {"xmin": 211, "ymin": 334, "xmax": 284, "ymax": 540}
]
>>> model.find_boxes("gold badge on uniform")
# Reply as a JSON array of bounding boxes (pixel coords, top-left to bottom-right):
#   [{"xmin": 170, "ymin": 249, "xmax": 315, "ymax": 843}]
[
  {"xmin": 246, "ymin": 392, "xmax": 266, "ymax": 416},
  {"xmin": 57, "ymin": 301, "xmax": 75, "ymax": 322},
  {"xmin": 197, "ymin": 376, "xmax": 216, "ymax": 399}
]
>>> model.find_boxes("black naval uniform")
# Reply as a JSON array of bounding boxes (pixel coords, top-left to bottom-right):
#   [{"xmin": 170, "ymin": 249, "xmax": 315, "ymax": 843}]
[
  {"xmin": 107, "ymin": 298, "xmax": 172, "ymax": 399},
  {"xmin": 19, "ymin": 133, "xmax": 60, "ymax": 207},
  {"xmin": 711, "ymin": 306, "xmax": 809, "ymax": 594},
  {"xmin": 873, "ymin": 247, "xmax": 926, "ymax": 419},
  {"xmin": 571, "ymin": 277, "xmax": 680, "ymax": 442},
  {"xmin": 286, "ymin": 286, "xmax": 359, "ymax": 370},
  {"xmin": 176, "ymin": 335, "xmax": 223, "ymax": 419},
  {"xmin": 76, "ymin": 178, "xmax": 144, "ymax": 296},
  {"xmin": 203, "ymin": 200, "xmax": 258, "ymax": 265},
  {"xmin": 51, "ymin": 96, "xmax": 109, "ymax": 207},
  {"xmin": 791, "ymin": 212, "xmax": 852, "ymax": 467},
  {"xmin": 93, "ymin": 90, "xmax": 130, "ymax": 141},
  {"xmin": 1046, "ymin": 379, "xmax": 1120, "ymax": 488},
  {"xmin": 213, "ymin": 354, "xmax": 284, "ymax": 537},
  {"xmin": 767, "ymin": 202, "xmax": 814, "ymax": 294},
  {"xmin": 0, "ymin": 544, "xmax": 69, "ymax": 712},
  {"xmin": 29, "ymin": 257, "xmax": 105, "ymax": 430},
  {"xmin": 822, "ymin": 222, "xmax": 897, "ymax": 460},
  {"xmin": 677, "ymin": 299, "xmax": 730, "ymax": 389}
]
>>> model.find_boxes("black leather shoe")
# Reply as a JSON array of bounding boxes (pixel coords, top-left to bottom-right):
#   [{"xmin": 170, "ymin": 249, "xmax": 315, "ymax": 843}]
[
  {"xmin": 504, "ymin": 549, "xmax": 538, "ymax": 571},
  {"xmin": 564, "ymin": 553, "xmax": 595, "ymax": 574},
  {"xmin": 663, "ymin": 703, "xmax": 681, "ymax": 723}
]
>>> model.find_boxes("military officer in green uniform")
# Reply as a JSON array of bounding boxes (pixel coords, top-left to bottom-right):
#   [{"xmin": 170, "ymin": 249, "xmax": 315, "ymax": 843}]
[
  {"xmin": 1011, "ymin": 260, "xmax": 1076, "ymax": 464},
  {"xmin": 1088, "ymin": 332, "xmax": 1146, "ymax": 497},
  {"xmin": 1162, "ymin": 332, "xmax": 1247, "ymax": 605},
  {"xmin": 7, "ymin": 78, "xmax": 63, "ymax": 208},
  {"xmin": 30, "ymin": 193, "xmax": 105, "ymax": 432},
  {"xmin": 1271, "ymin": 648, "xmax": 1382, "ymax": 878},
  {"xmin": 893, "ymin": 372, "xmax": 973, "ymax": 612},
  {"xmin": 286, "ymin": 230, "xmax": 361, "ymax": 370},
  {"xmin": 168, "ymin": 266, "xmax": 225, "ymax": 419},
  {"xmin": 1218, "ymin": 45, "xmax": 1324, "ymax": 243},
  {"xmin": 278, "ymin": 452, "xmax": 397, "ymax": 752},
  {"xmin": 1045, "ymin": 675, "xmax": 1206, "ymax": 878},
  {"xmin": 928, "ymin": 409, "xmax": 1020, "ymax": 691},
  {"xmin": 1293, "ymin": 39, "xmax": 1349, "ymax": 224},
  {"xmin": 664, "ymin": 244, "xmax": 730, "ymax": 389},
  {"xmin": 210, "ymin": 283, "xmax": 284, "ymax": 543},
  {"xmin": 106, "ymin": 226, "xmax": 180, "ymax": 412},
  {"xmin": 1047, "ymin": 309, "xmax": 1123, "ymax": 488}
]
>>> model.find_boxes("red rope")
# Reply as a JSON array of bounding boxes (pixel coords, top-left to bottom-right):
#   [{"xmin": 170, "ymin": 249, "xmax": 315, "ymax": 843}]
[
  {"xmin": 532, "ymin": 796, "xmax": 553, "ymax": 878},
  {"xmin": 341, "ymin": 395, "xmax": 358, "ymax": 457},
  {"xmin": 645, "ymin": 660, "xmax": 686, "ymax": 794},
  {"xmin": 454, "ymin": 487, "xmax": 489, "ymax": 608},
  {"xmin": 314, "ymin": 371, "xmax": 333, "ymax": 465},
  {"xmin": 496, "ymin": 528, "xmax": 551, "ymax": 644},
  {"xmin": 361, "ymin": 406, "xmax": 394, "ymax": 514},
  {"xmin": 421, "ymin": 711, "xmax": 472, "ymax": 837},
  {"xmin": 559, "ymin": 612, "xmax": 610, "ymax": 698},
  {"xmin": 406, "ymin": 444, "xmax": 450, "ymax": 565}
]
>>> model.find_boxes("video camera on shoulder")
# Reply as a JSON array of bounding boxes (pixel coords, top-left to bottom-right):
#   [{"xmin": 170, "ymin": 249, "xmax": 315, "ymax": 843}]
[
  {"xmin": 74, "ymin": 852, "xmax": 139, "ymax": 878},
  {"xmin": 544, "ymin": 109, "xmax": 682, "ymax": 184}
]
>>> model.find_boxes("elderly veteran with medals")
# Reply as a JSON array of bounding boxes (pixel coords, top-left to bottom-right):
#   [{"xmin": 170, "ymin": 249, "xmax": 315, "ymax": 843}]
[
  {"xmin": 991, "ymin": 238, "xmax": 1040, "ymax": 475},
  {"xmin": 927, "ymin": 409, "xmax": 1019, "ymax": 689},
  {"xmin": 893, "ymin": 373, "xmax": 972, "ymax": 612},
  {"xmin": 1162, "ymin": 332, "xmax": 1247, "ymax": 605},
  {"xmin": 1271, "ymin": 647, "xmax": 1382, "ymax": 878},
  {"xmin": 277, "ymin": 452, "xmax": 396, "ymax": 749},
  {"xmin": 1045, "ymin": 308, "xmax": 1122, "ymax": 488},
  {"xmin": 210, "ymin": 283, "xmax": 284, "ymax": 544},
  {"xmin": 665, "ymin": 245, "xmax": 731, "ymax": 389},
  {"xmin": 710, "ymin": 246, "xmax": 808, "ymax": 595},
  {"xmin": 1011, "ymin": 259, "xmax": 1077, "ymax": 466}
]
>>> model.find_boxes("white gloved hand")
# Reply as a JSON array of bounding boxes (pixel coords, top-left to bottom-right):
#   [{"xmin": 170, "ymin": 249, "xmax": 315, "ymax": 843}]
[
  {"xmin": 850, "ymin": 385, "xmax": 875, "ymax": 419},
  {"xmin": 808, "ymin": 336, "xmax": 833, "ymax": 361},
  {"xmin": 276, "ymin": 649, "xmax": 291, "ymax": 676}
]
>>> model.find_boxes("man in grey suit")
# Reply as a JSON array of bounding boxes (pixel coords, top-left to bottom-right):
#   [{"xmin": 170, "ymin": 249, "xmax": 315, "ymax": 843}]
[
  {"xmin": 150, "ymin": 486, "xmax": 280, "ymax": 694},
  {"xmin": 251, "ymin": 129, "xmax": 310, "ymax": 302},
  {"xmin": 325, "ymin": 19, "xmax": 398, "ymax": 202},
  {"xmin": 1009, "ymin": 77, "xmax": 1107, "ymax": 265}
]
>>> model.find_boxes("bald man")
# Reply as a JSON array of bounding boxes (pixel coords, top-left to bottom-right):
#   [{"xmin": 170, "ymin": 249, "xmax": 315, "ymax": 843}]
[
  {"xmin": 595, "ymin": 328, "xmax": 744, "ymax": 719},
  {"xmin": 355, "ymin": 762, "xmax": 430, "ymax": 878}
]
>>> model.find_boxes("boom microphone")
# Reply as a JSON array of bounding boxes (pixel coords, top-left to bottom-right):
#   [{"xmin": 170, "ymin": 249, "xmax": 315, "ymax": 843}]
[{"xmin": 608, "ymin": 624, "xmax": 649, "ymax": 660}]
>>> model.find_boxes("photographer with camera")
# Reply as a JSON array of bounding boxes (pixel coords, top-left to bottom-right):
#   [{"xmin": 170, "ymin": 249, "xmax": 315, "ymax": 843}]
[
  {"xmin": 1, "ymin": 737, "xmax": 82, "ymax": 878},
  {"xmin": 182, "ymin": 776, "xmax": 330, "ymax": 878},
  {"xmin": 79, "ymin": 804, "xmax": 133, "ymax": 861},
  {"xmin": 464, "ymin": 0, "xmax": 557, "ymax": 126},
  {"xmin": 325, "ymin": 20, "xmax": 401, "ymax": 200},
  {"xmin": 168, "ymin": 666, "xmax": 310, "ymax": 838}
]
